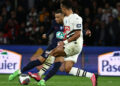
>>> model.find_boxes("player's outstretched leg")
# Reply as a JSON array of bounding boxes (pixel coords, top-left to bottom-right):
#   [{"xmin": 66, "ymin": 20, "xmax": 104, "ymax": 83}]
[{"xmin": 9, "ymin": 59, "xmax": 43, "ymax": 81}]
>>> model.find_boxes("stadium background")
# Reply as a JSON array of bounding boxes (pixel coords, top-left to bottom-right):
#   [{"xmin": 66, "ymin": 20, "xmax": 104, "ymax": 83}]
[{"xmin": 0, "ymin": 0, "xmax": 120, "ymax": 86}]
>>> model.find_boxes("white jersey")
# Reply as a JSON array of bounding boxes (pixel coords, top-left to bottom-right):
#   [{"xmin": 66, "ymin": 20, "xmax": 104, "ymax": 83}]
[
  {"xmin": 63, "ymin": 13, "xmax": 83, "ymax": 58},
  {"xmin": 63, "ymin": 14, "xmax": 83, "ymax": 62},
  {"xmin": 63, "ymin": 13, "xmax": 83, "ymax": 44}
]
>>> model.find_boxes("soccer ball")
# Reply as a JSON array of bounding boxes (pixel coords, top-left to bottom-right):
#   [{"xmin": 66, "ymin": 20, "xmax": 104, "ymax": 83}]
[
  {"xmin": 56, "ymin": 31, "xmax": 65, "ymax": 39},
  {"xmin": 19, "ymin": 74, "xmax": 30, "ymax": 85}
]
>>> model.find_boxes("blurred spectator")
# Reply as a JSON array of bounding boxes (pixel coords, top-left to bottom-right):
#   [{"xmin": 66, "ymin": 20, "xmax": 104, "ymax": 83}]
[
  {"xmin": 35, "ymin": 25, "xmax": 48, "ymax": 45},
  {"xmin": 1, "ymin": 7, "xmax": 8, "ymax": 23},
  {"xmin": 116, "ymin": 2, "xmax": 120, "ymax": 16},
  {"xmin": 27, "ymin": 8, "xmax": 38, "ymax": 26},
  {"xmin": 105, "ymin": 15, "xmax": 118, "ymax": 46},
  {"xmin": 95, "ymin": 7, "xmax": 103, "ymax": 21},
  {"xmin": 39, "ymin": 7, "xmax": 49, "ymax": 23},
  {"xmin": 0, "ymin": 0, "xmax": 119, "ymax": 46},
  {"xmin": 16, "ymin": 22, "xmax": 28, "ymax": 44},
  {"xmin": 10, "ymin": 10, "xmax": 17, "ymax": 20},
  {"xmin": 91, "ymin": 1, "xmax": 98, "ymax": 16},
  {"xmin": 5, "ymin": 0, "xmax": 12, "ymax": 12},
  {"xmin": 0, "ymin": 31, "xmax": 9, "ymax": 44},
  {"xmin": 92, "ymin": 18, "xmax": 103, "ymax": 45},
  {"xmin": 4, "ymin": 19, "xmax": 19, "ymax": 44},
  {"xmin": 26, "ymin": 20, "xmax": 40, "ymax": 44},
  {"xmin": 16, "ymin": 6, "xmax": 26, "ymax": 24},
  {"xmin": 114, "ymin": 12, "xmax": 120, "ymax": 46},
  {"xmin": 83, "ymin": 8, "xmax": 93, "ymax": 23},
  {"xmin": 0, "ymin": 16, "xmax": 4, "ymax": 31},
  {"xmin": 101, "ymin": 9, "xmax": 111, "ymax": 24}
]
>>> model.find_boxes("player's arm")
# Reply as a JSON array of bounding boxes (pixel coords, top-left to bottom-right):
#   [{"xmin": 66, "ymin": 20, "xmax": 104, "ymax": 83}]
[
  {"xmin": 83, "ymin": 29, "xmax": 91, "ymax": 37},
  {"xmin": 42, "ymin": 21, "xmax": 54, "ymax": 39},
  {"xmin": 66, "ymin": 29, "xmax": 91, "ymax": 43},
  {"xmin": 67, "ymin": 30, "xmax": 81, "ymax": 43}
]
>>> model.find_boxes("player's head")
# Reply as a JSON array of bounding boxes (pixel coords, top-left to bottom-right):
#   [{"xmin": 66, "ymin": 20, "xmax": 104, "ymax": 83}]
[
  {"xmin": 55, "ymin": 9, "xmax": 64, "ymax": 24},
  {"xmin": 60, "ymin": 0, "xmax": 73, "ymax": 15}
]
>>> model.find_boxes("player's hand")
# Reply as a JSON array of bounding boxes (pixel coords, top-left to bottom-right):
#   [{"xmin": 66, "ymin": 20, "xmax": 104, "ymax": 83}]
[
  {"xmin": 57, "ymin": 41, "xmax": 64, "ymax": 46},
  {"xmin": 85, "ymin": 29, "xmax": 91, "ymax": 37},
  {"xmin": 42, "ymin": 34, "xmax": 47, "ymax": 39}
]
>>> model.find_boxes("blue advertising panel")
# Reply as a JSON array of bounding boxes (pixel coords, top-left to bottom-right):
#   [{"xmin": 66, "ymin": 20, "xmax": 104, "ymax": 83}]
[{"xmin": 0, "ymin": 45, "xmax": 120, "ymax": 76}]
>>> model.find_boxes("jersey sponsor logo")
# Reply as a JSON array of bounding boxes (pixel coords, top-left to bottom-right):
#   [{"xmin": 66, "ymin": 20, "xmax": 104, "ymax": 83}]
[
  {"xmin": 76, "ymin": 24, "xmax": 81, "ymax": 28},
  {"xmin": 64, "ymin": 26, "xmax": 70, "ymax": 32},
  {"xmin": 63, "ymin": 26, "xmax": 70, "ymax": 39},
  {"xmin": 98, "ymin": 51, "xmax": 120, "ymax": 76},
  {"xmin": 0, "ymin": 49, "xmax": 22, "ymax": 74}
]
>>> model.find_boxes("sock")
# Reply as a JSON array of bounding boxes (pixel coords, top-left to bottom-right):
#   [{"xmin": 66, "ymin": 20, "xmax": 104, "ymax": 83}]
[
  {"xmin": 21, "ymin": 59, "xmax": 42, "ymax": 73},
  {"xmin": 69, "ymin": 67, "xmax": 93, "ymax": 79},
  {"xmin": 38, "ymin": 55, "xmax": 55, "ymax": 77},
  {"xmin": 43, "ymin": 62, "xmax": 62, "ymax": 81}
]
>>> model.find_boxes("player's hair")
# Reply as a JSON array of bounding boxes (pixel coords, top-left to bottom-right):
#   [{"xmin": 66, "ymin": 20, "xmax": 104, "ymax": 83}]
[
  {"xmin": 61, "ymin": 0, "xmax": 73, "ymax": 9},
  {"xmin": 55, "ymin": 9, "xmax": 62, "ymax": 14}
]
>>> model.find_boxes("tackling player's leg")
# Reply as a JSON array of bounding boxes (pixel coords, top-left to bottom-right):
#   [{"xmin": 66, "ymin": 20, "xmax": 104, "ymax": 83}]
[
  {"xmin": 64, "ymin": 61, "xmax": 97, "ymax": 86},
  {"xmin": 9, "ymin": 48, "xmax": 53, "ymax": 81},
  {"xmin": 37, "ymin": 56, "xmax": 64, "ymax": 86}
]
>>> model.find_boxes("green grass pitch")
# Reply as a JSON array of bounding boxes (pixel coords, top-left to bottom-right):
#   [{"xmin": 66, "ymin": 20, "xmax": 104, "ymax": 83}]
[{"xmin": 0, "ymin": 74, "xmax": 120, "ymax": 86}]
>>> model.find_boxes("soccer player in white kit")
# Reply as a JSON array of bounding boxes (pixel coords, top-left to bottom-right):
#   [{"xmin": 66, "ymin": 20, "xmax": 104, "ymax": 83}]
[{"xmin": 37, "ymin": 0, "xmax": 97, "ymax": 86}]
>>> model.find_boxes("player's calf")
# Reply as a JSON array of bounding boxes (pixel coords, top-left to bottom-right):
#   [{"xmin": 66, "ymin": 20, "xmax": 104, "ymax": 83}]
[{"xmin": 64, "ymin": 61, "xmax": 74, "ymax": 73}]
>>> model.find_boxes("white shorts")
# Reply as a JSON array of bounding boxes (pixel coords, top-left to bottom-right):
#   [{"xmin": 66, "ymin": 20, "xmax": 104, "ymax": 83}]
[
  {"xmin": 64, "ymin": 53, "xmax": 79, "ymax": 63},
  {"xmin": 64, "ymin": 41, "xmax": 83, "ymax": 63},
  {"xmin": 64, "ymin": 41, "xmax": 83, "ymax": 56}
]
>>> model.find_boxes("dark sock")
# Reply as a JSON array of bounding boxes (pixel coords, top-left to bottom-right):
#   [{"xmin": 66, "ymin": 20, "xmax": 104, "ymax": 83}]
[
  {"xmin": 21, "ymin": 59, "xmax": 42, "ymax": 73},
  {"xmin": 44, "ymin": 62, "xmax": 62, "ymax": 81}
]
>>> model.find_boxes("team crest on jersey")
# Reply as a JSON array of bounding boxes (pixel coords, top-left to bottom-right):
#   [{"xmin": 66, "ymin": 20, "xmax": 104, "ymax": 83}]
[
  {"xmin": 76, "ymin": 24, "xmax": 81, "ymax": 28},
  {"xmin": 60, "ymin": 26, "xmax": 63, "ymax": 30}
]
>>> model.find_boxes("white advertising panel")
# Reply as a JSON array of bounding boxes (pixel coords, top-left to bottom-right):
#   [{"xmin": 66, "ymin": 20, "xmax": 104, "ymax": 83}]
[
  {"xmin": 0, "ymin": 49, "xmax": 22, "ymax": 74},
  {"xmin": 98, "ymin": 51, "xmax": 120, "ymax": 76}
]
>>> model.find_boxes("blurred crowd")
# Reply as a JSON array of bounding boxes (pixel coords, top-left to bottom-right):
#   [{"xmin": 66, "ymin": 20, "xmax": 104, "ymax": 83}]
[{"xmin": 0, "ymin": 0, "xmax": 120, "ymax": 46}]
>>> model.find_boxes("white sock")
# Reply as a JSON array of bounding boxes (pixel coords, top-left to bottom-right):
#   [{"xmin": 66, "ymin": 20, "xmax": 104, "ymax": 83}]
[
  {"xmin": 38, "ymin": 55, "xmax": 55, "ymax": 77},
  {"xmin": 69, "ymin": 67, "xmax": 93, "ymax": 79}
]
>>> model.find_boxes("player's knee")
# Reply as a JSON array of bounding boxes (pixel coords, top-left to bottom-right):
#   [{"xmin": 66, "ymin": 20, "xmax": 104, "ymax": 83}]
[
  {"xmin": 50, "ymin": 47, "xmax": 61, "ymax": 57},
  {"xmin": 65, "ymin": 66, "xmax": 72, "ymax": 73}
]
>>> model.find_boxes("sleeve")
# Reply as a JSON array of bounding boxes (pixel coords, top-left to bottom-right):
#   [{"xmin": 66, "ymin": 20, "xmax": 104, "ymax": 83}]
[
  {"xmin": 46, "ymin": 21, "xmax": 54, "ymax": 37},
  {"xmin": 73, "ymin": 17, "xmax": 83, "ymax": 30}
]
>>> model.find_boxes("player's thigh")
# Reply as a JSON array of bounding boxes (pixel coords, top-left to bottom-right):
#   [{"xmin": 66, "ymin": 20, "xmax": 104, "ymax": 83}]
[
  {"xmin": 50, "ymin": 45, "xmax": 66, "ymax": 57},
  {"xmin": 54, "ymin": 56, "xmax": 64, "ymax": 63},
  {"xmin": 64, "ymin": 41, "xmax": 82, "ymax": 56},
  {"xmin": 64, "ymin": 61, "xmax": 74, "ymax": 73},
  {"xmin": 64, "ymin": 53, "xmax": 79, "ymax": 63}
]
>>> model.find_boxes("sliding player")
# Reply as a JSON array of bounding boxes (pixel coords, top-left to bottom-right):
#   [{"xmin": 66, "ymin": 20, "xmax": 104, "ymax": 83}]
[{"xmin": 8, "ymin": 9, "xmax": 64, "ymax": 81}]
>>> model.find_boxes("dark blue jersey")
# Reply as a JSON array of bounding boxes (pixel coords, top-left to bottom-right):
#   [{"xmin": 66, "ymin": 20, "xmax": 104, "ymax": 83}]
[
  {"xmin": 46, "ymin": 20, "xmax": 64, "ymax": 45},
  {"xmin": 42, "ymin": 20, "xmax": 64, "ymax": 58}
]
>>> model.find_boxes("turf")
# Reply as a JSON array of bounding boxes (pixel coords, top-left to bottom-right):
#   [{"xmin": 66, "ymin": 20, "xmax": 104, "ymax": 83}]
[{"xmin": 0, "ymin": 74, "xmax": 120, "ymax": 86}]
